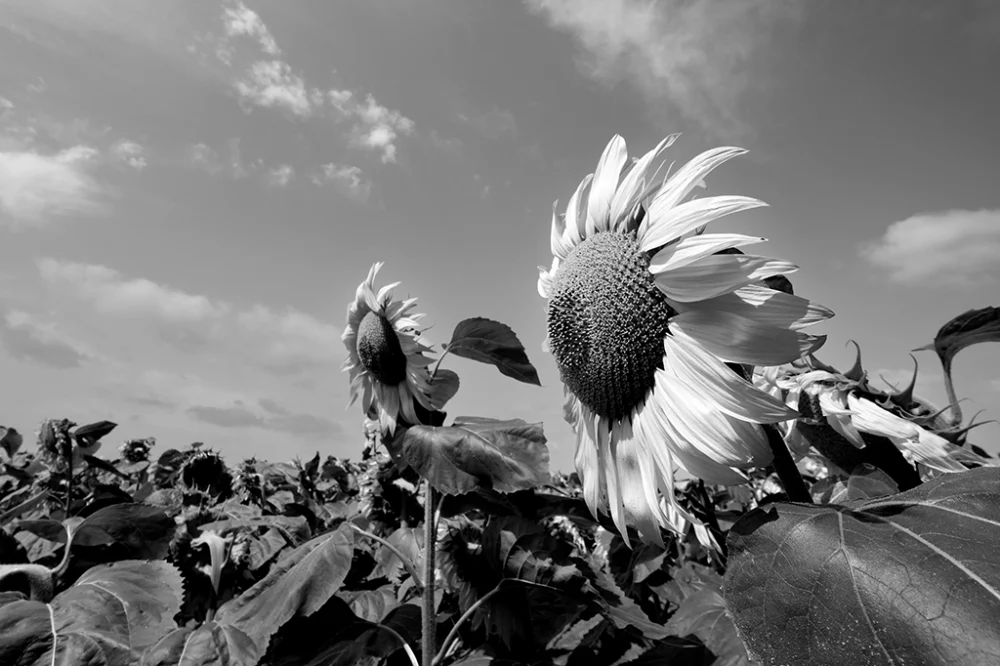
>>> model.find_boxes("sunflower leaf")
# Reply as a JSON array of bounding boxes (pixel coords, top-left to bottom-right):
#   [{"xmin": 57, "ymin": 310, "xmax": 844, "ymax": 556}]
[
  {"xmin": 445, "ymin": 317, "xmax": 542, "ymax": 386},
  {"xmin": 397, "ymin": 417, "xmax": 550, "ymax": 494},
  {"xmin": 915, "ymin": 305, "xmax": 1000, "ymax": 364},
  {"xmin": 723, "ymin": 466, "xmax": 1000, "ymax": 666}
]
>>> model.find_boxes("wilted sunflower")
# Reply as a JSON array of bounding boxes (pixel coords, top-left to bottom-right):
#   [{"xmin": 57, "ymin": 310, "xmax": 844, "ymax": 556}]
[
  {"xmin": 342, "ymin": 262, "xmax": 455, "ymax": 435},
  {"xmin": 538, "ymin": 134, "xmax": 833, "ymax": 546}
]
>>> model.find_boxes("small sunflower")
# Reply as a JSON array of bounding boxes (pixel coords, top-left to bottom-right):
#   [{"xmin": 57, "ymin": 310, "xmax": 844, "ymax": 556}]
[
  {"xmin": 538, "ymin": 134, "xmax": 834, "ymax": 546},
  {"xmin": 342, "ymin": 262, "xmax": 454, "ymax": 435}
]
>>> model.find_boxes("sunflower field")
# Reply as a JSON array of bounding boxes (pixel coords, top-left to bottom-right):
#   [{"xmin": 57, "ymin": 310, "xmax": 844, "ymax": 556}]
[{"xmin": 2, "ymin": 135, "xmax": 1000, "ymax": 666}]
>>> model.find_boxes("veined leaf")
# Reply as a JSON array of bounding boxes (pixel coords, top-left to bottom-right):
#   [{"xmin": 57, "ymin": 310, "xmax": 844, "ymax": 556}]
[
  {"xmin": 446, "ymin": 317, "xmax": 542, "ymax": 386},
  {"xmin": 0, "ymin": 560, "xmax": 183, "ymax": 665},
  {"xmin": 214, "ymin": 522, "xmax": 354, "ymax": 657},
  {"xmin": 399, "ymin": 417, "xmax": 550, "ymax": 495},
  {"xmin": 724, "ymin": 466, "xmax": 1000, "ymax": 665},
  {"xmin": 140, "ymin": 622, "xmax": 257, "ymax": 666},
  {"xmin": 915, "ymin": 305, "xmax": 1000, "ymax": 365}
]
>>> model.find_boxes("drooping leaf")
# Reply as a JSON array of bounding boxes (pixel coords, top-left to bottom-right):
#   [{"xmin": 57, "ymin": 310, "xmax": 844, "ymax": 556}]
[
  {"xmin": 373, "ymin": 526, "xmax": 423, "ymax": 584},
  {"xmin": 915, "ymin": 306, "xmax": 1000, "ymax": 366},
  {"xmin": 399, "ymin": 417, "xmax": 549, "ymax": 494},
  {"xmin": 316, "ymin": 603, "xmax": 422, "ymax": 666},
  {"xmin": 0, "ymin": 560, "xmax": 183, "ymax": 665},
  {"xmin": 341, "ymin": 588, "xmax": 398, "ymax": 623},
  {"xmin": 214, "ymin": 522, "xmax": 354, "ymax": 657},
  {"xmin": 141, "ymin": 621, "xmax": 257, "ymax": 666},
  {"xmin": 615, "ymin": 637, "xmax": 717, "ymax": 666},
  {"xmin": 810, "ymin": 464, "xmax": 899, "ymax": 504},
  {"xmin": 246, "ymin": 527, "xmax": 289, "ymax": 571},
  {"xmin": 664, "ymin": 586, "xmax": 755, "ymax": 666},
  {"xmin": 73, "ymin": 421, "xmax": 118, "ymax": 441},
  {"xmin": 0, "ymin": 426, "xmax": 23, "ymax": 458},
  {"xmin": 724, "ymin": 466, "xmax": 1000, "ymax": 666},
  {"xmin": 446, "ymin": 317, "xmax": 542, "ymax": 386},
  {"xmin": 71, "ymin": 503, "xmax": 176, "ymax": 559}
]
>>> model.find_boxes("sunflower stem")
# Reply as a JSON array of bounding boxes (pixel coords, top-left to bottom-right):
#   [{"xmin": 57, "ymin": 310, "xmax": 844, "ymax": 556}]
[
  {"xmin": 764, "ymin": 424, "xmax": 811, "ymax": 503},
  {"xmin": 421, "ymin": 480, "xmax": 437, "ymax": 666},
  {"xmin": 429, "ymin": 346, "xmax": 452, "ymax": 382}
]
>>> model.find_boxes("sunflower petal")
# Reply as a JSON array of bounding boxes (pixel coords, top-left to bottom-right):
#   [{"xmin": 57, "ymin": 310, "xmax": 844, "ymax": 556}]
[
  {"xmin": 654, "ymin": 371, "xmax": 773, "ymax": 467},
  {"xmin": 654, "ymin": 253, "xmax": 798, "ymax": 303},
  {"xmin": 550, "ymin": 201, "xmax": 573, "ymax": 259},
  {"xmin": 670, "ymin": 284, "xmax": 833, "ymax": 331},
  {"xmin": 611, "ymin": 422, "xmax": 663, "ymax": 546},
  {"xmin": 649, "ymin": 146, "xmax": 747, "ymax": 214},
  {"xmin": 669, "ymin": 310, "xmax": 826, "ymax": 366},
  {"xmin": 662, "ymin": 334, "xmax": 799, "ymax": 423},
  {"xmin": 610, "ymin": 134, "xmax": 679, "ymax": 227},
  {"xmin": 565, "ymin": 173, "xmax": 593, "ymax": 246},
  {"xmin": 649, "ymin": 233, "xmax": 766, "ymax": 274},
  {"xmin": 640, "ymin": 195, "xmax": 767, "ymax": 252},
  {"xmin": 587, "ymin": 135, "xmax": 628, "ymax": 236}
]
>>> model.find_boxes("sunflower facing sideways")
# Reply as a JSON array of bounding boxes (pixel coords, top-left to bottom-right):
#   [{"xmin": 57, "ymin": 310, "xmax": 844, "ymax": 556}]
[
  {"xmin": 342, "ymin": 262, "xmax": 456, "ymax": 435},
  {"xmin": 538, "ymin": 134, "xmax": 834, "ymax": 546}
]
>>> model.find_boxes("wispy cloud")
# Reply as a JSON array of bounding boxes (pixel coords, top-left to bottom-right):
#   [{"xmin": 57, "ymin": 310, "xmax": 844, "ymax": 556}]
[
  {"xmin": 330, "ymin": 90, "xmax": 415, "ymax": 164},
  {"xmin": 0, "ymin": 145, "xmax": 107, "ymax": 228},
  {"xmin": 524, "ymin": 0, "xmax": 801, "ymax": 139},
  {"xmin": 313, "ymin": 163, "xmax": 373, "ymax": 203},
  {"xmin": 222, "ymin": 0, "xmax": 281, "ymax": 56},
  {"xmin": 861, "ymin": 208, "xmax": 1000, "ymax": 287},
  {"xmin": 187, "ymin": 400, "xmax": 343, "ymax": 437},
  {"xmin": 0, "ymin": 309, "xmax": 97, "ymax": 369},
  {"xmin": 235, "ymin": 60, "xmax": 314, "ymax": 118},
  {"xmin": 267, "ymin": 164, "xmax": 295, "ymax": 187},
  {"xmin": 459, "ymin": 108, "xmax": 517, "ymax": 140},
  {"xmin": 36, "ymin": 258, "xmax": 341, "ymax": 372},
  {"xmin": 110, "ymin": 139, "xmax": 148, "ymax": 171}
]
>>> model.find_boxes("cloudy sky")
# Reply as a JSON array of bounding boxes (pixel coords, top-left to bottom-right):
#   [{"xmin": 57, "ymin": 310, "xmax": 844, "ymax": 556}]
[{"xmin": 1, "ymin": 0, "xmax": 998, "ymax": 469}]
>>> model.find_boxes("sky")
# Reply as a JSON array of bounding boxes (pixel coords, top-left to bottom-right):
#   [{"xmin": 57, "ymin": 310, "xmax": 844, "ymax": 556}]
[{"xmin": 1, "ymin": 0, "xmax": 999, "ymax": 472}]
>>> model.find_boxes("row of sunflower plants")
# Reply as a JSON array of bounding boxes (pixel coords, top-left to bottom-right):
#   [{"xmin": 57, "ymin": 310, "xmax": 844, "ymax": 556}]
[{"xmin": 337, "ymin": 132, "xmax": 1000, "ymax": 666}]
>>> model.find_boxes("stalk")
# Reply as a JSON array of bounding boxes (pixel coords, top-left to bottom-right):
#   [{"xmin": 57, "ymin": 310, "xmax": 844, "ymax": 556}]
[{"xmin": 421, "ymin": 480, "xmax": 437, "ymax": 666}]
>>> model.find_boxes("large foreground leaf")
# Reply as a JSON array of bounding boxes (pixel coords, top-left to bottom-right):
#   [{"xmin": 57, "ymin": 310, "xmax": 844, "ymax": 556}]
[
  {"xmin": 398, "ymin": 417, "xmax": 549, "ymax": 494},
  {"xmin": 140, "ymin": 622, "xmax": 257, "ymax": 666},
  {"xmin": 445, "ymin": 317, "xmax": 541, "ymax": 386},
  {"xmin": 214, "ymin": 522, "xmax": 354, "ymax": 657},
  {"xmin": 0, "ymin": 560, "xmax": 183, "ymax": 666},
  {"xmin": 724, "ymin": 467, "xmax": 1000, "ymax": 665}
]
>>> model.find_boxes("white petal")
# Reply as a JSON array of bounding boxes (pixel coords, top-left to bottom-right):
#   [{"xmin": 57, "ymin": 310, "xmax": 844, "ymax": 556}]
[
  {"xmin": 640, "ymin": 195, "xmax": 767, "ymax": 252},
  {"xmin": 662, "ymin": 334, "xmax": 799, "ymax": 423},
  {"xmin": 376, "ymin": 281, "xmax": 401, "ymax": 307},
  {"xmin": 643, "ymin": 146, "xmax": 748, "ymax": 233},
  {"xmin": 846, "ymin": 395, "xmax": 920, "ymax": 440},
  {"xmin": 893, "ymin": 430, "xmax": 967, "ymax": 473},
  {"xmin": 649, "ymin": 233, "xmax": 766, "ymax": 274},
  {"xmin": 670, "ymin": 284, "xmax": 833, "ymax": 331},
  {"xmin": 653, "ymin": 371, "xmax": 773, "ymax": 468},
  {"xmin": 577, "ymin": 407, "xmax": 605, "ymax": 517},
  {"xmin": 587, "ymin": 135, "xmax": 628, "ymax": 236},
  {"xmin": 669, "ymin": 310, "xmax": 827, "ymax": 366},
  {"xmin": 610, "ymin": 134, "xmax": 679, "ymax": 227},
  {"xmin": 654, "ymin": 253, "xmax": 798, "ymax": 303},
  {"xmin": 610, "ymin": 420, "xmax": 663, "ymax": 546},
  {"xmin": 550, "ymin": 200, "xmax": 573, "ymax": 259},
  {"xmin": 564, "ymin": 173, "xmax": 593, "ymax": 246}
]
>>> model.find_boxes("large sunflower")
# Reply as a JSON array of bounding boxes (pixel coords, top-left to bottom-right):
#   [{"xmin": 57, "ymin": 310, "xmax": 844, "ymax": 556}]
[
  {"xmin": 342, "ymin": 262, "xmax": 451, "ymax": 435},
  {"xmin": 538, "ymin": 134, "xmax": 834, "ymax": 546}
]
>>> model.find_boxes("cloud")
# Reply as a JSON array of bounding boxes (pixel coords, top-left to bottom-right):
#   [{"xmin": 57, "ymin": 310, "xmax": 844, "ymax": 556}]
[
  {"xmin": 37, "ymin": 257, "xmax": 341, "ymax": 373},
  {"xmin": 524, "ymin": 0, "xmax": 801, "ymax": 139},
  {"xmin": 187, "ymin": 400, "xmax": 343, "ymax": 437},
  {"xmin": 329, "ymin": 90, "xmax": 415, "ymax": 164},
  {"xmin": 459, "ymin": 108, "xmax": 517, "ymax": 140},
  {"xmin": 313, "ymin": 163, "xmax": 373, "ymax": 203},
  {"xmin": 267, "ymin": 164, "xmax": 295, "ymax": 187},
  {"xmin": 0, "ymin": 145, "xmax": 107, "ymax": 228},
  {"xmin": 0, "ymin": 310, "xmax": 96, "ymax": 368},
  {"xmin": 186, "ymin": 142, "xmax": 224, "ymax": 174},
  {"xmin": 861, "ymin": 208, "xmax": 1000, "ymax": 287},
  {"xmin": 235, "ymin": 60, "xmax": 314, "ymax": 117},
  {"xmin": 110, "ymin": 139, "xmax": 147, "ymax": 170},
  {"xmin": 222, "ymin": 0, "xmax": 281, "ymax": 56}
]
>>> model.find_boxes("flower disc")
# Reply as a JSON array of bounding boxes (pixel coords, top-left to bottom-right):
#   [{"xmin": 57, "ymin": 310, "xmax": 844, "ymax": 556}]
[
  {"xmin": 357, "ymin": 311, "xmax": 408, "ymax": 385},
  {"xmin": 547, "ymin": 231, "xmax": 675, "ymax": 422}
]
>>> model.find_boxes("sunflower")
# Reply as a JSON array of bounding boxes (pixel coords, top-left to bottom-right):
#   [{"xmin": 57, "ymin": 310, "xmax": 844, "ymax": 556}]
[
  {"xmin": 755, "ymin": 357, "xmax": 991, "ymax": 476},
  {"xmin": 342, "ymin": 262, "xmax": 453, "ymax": 435},
  {"xmin": 538, "ymin": 134, "xmax": 834, "ymax": 546}
]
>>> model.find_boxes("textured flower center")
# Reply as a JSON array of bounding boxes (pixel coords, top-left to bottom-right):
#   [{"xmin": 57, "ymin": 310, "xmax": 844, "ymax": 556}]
[
  {"xmin": 357, "ymin": 311, "xmax": 408, "ymax": 385},
  {"xmin": 547, "ymin": 232, "xmax": 675, "ymax": 422}
]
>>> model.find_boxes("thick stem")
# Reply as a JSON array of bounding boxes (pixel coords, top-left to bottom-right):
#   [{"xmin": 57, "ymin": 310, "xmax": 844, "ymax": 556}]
[
  {"xmin": 941, "ymin": 357, "xmax": 963, "ymax": 428},
  {"xmin": 421, "ymin": 481, "xmax": 437, "ymax": 666},
  {"xmin": 432, "ymin": 586, "xmax": 502, "ymax": 666},
  {"xmin": 64, "ymin": 453, "xmax": 73, "ymax": 515},
  {"xmin": 764, "ymin": 424, "xmax": 812, "ymax": 503}
]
